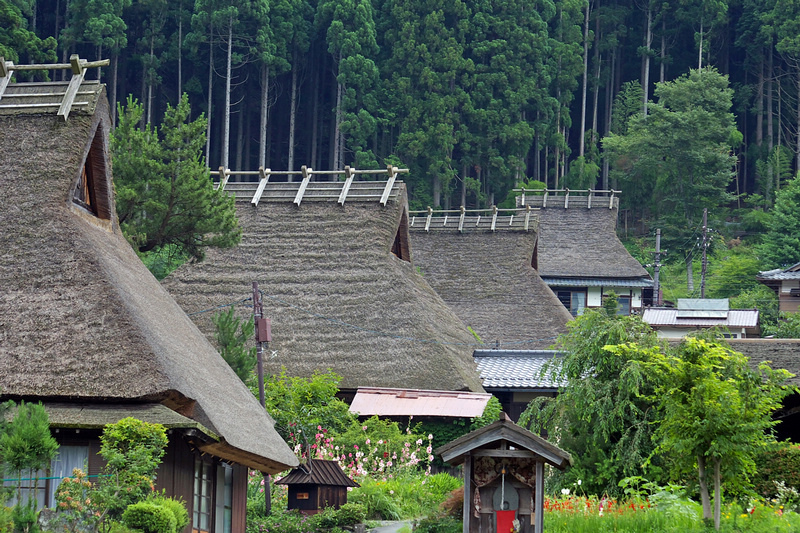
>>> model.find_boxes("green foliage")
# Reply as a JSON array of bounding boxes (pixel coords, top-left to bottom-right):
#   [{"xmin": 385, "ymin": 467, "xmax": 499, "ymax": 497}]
[
  {"xmin": 763, "ymin": 312, "xmax": 800, "ymax": 338},
  {"xmin": 262, "ymin": 369, "xmax": 356, "ymax": 443},
  {"xmin": 0, "ymin": 506, "xmax": 11, "ymax": 533},
  {"xmin": 144, "ymin": 493, "xmax": 188, "ymax": 533},
  {"xmin": 730, "ymin": 285, "xmax": 779, "ymax": 330},
  {"xmin": 93, "ymin": 418, "xmax": 168, "ymax": 522},
  {"xmin": 706, "ymin": 244, "xmax": 763, "ymax": 299},
  {"xmin": 0, "ymin": 402, "xmax": 59, "ymax": 502},
  {"xmin": 518, "ymin": 309, "xmax": 662, "ymax": 495},
  {"xmin": 752, "ymin": 443, "xmax": 800, "ymax": 500},
  {"xmin": 759, "ymin": 173, "xmax": 800, "ymax": 268},
  {"xmin": 121, "ymin": 502, "xmax": 176, "ymax": 533},
  {"xmin": 469, "ymin": 396, "xmax": 501, "ymax": 431},
  {"xmin": 112, "ymin": 94, "xmax": 240, "ymax": 265},
  {"xmin": 414, "ymin": 516, "xmax": 462, "ymax": 533},
  {"xmin": 330, "ymin": 502, "xmax": 365, "ymax": 527},
  {"xmin": 11, "ymin": 502, "xmax": 39, "ymax": 533},
  {"xmin": 212, "ymin": 307, "xmax": 256, "ymax": 383}
]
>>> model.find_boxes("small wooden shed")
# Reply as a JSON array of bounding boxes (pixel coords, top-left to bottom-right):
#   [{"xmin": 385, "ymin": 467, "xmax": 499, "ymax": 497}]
[
  {"xmin": 436, "ymin": 415, "xmax": 571, "ymax": 533},
  {"xmin": 276, "ymin": 459, "xmax": 359, "ymax": 514}
]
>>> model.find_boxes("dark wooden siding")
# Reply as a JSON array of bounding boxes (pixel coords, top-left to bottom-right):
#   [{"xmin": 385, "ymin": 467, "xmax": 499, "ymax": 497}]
[{"xmin": 231, "ymin": 464, "xmax": 248, "ymax": 533}]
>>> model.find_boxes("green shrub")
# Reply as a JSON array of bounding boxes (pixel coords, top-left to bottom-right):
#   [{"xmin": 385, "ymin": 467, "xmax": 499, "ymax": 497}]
[
  {"xmin": 414, "ymin": 516, "xmax": 462, "ymax": 533},
  {"xmin": 753, "ymin": 443, "xmax": 800, "ymax": 498},
  {"xmin": 11, "ymin": 502, "xmax": 39, "ymax": 533},
  {"xmin": 121, "ymin": 502, "xmax": 177, "ymax": 533},
  {"xmin": 0, "ymin": 507, "xmax": 12, "ymax": 533},
  {"xmin": 145, "ymin": 494, "xmax": 188, "ymax": 533},
  {"xmin": 106, "ymin": 522, "xmax": 141, "ymax": 533},
  {"xmin": 335, "ymin": 503, "xmax": 366, "ymax": 526},
  {"xmin": 348, "ymin": 481, "xmax": 402, "ymax": 520}
]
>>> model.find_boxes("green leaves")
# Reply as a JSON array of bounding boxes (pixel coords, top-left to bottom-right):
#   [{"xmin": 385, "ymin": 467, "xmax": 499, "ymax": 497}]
[
  {"xmin": 212, "ymin": 307, "xmax": 256, "ymax": 383},
  {"xmin": 112, "ymin": 94, "xmax": 240, "ymax": 264},
  {"xmin": 758, "ymin": 173, "xmax": 800, "ymax": 268}
]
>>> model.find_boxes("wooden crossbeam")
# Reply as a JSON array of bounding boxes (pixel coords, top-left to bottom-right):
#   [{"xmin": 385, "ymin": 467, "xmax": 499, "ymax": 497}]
[
  {"xmin": 380, "ymin": 165, "xmax": 397, "ymax": 206},
  {"xmin": 0, "ymin": 59, "xmax": 13, "ymax": 103},
  {"xmin": 218, "ymin": 166, "xmax": 230, "ymax": 191},
  {"xmin": 251, "ymin": 167, "xmax": 272, "ymax": 206},
  {"xmin": 490, "ymin": 206, "xmax": 498, "ymax": 231},
  {"xmin": 524, "ymin": 205, "xmax": 532, "ymax": 232},
  {"xmin": 57, "ymin": 55, "xmax": 87, "ymax": 121},
  {"xmin": 293, "ymin": 166, "xmax": 312, "ymax": 205},
  {"xmin": 458, "ymin": 206, "xmax": 465, "ymax": 233},
  {"xmin": 338, "ymin": 166, "xmax": 355, "ymax": 205}
]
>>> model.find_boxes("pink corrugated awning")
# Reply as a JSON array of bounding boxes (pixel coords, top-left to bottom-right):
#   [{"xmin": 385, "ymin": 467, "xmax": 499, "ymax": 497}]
[{"xmin": 349, "ymin": 387, "xmax": 492, "ymax": 418}]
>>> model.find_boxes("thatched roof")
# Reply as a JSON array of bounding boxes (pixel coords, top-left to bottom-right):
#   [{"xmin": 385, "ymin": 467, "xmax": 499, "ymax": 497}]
[
  {"xmin": 722, "ymin": 340, "xmax": 800, "ymax": 386},
  {"xmin": 527, "ymin": 195, "xmax": 650, "ymax": 280},
  {"xmin": 0, "ymin": 84, "xmax": 297, "ymax": 474},
  {"xmin": 161, "ymin": 182, "xmax": 484, "ymax": 392},
  {"xmin": 409, "ymin": 217, "xmax": 572, "ymax": 349}
]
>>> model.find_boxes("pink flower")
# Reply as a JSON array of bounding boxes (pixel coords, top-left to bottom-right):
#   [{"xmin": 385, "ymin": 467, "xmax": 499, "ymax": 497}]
[{"xmin": 354, "ymin": 445, "xmax": 359, "ymax": 450}]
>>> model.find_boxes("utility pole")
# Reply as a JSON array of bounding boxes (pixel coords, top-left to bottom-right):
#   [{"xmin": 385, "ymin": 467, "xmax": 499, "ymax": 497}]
[
  {"xmin": 252, "ymin": 282, "xmax": 272, "ymax": 515},
  {"xmin": 653, "ymin": 229, "xmax": 662, "ymax": 306},
  {"xmin": 700, "ymin": 208, "xmax": 709, "ymax": 299}
]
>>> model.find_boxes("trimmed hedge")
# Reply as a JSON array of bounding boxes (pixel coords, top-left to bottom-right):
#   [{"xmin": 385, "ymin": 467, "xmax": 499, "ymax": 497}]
[
  {"xmin": 146, "ymin": 495, "xmax": 189, "ymax": 533},
  {"xmin": 753, "ymin": 443, "xmax": 800, "ymax": 498},
  {"xmin": 122, "ymin": 502, "xmax": 177, "ymax": 533}
]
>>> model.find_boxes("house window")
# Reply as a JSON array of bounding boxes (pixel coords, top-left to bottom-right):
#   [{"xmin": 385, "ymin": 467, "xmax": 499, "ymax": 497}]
[
  {"xmin": 215, "ymin": 464, "xmax": 233, "ymax": 533},
  {"xmin": 617, "ymin": 296, "xmax": 631, "ymax": 315},
  {"xmin": 193, "ymin": 457, "xmax": 214, "ymax": 533},
  {"xmin": 72, "ymin": 123, "xmax": 112, "ymax": 220},
  {"xmin": 3, "ymin": 445, "xmax": 89, "ymax": 510},
  {"xmin": 557, "ymin": 290, "xmax": 586, "ymax": 317}
]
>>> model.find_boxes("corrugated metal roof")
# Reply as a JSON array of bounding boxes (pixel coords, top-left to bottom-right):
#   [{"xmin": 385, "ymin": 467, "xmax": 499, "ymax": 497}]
[
  {"xmin": 542, "ymin": 277, "xmax": 653, "ymax": 288},
  {"xmin": 642, "ymin": 308, "xmax": 759, "ymax": 328},
  {"xmin": 474, "ymin": 350, "xmax": 565, "ymax": 389},
  {"xmin": 349, "ymin": 387, "xmax": 492, "ymax": 418},
  {"xmin": 276, "ymin": 459, "xmax": 359, "ymax": 487}
]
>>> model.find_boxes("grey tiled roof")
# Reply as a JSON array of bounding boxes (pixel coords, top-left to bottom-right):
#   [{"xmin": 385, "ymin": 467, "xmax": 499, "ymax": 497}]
[
  {"xmin": 474, "ymin": 350, "xmax": 565, "ymax": 389},
  {"xmin": 542, "ymin": 277, "xmax": 653, "ymax": 287}
]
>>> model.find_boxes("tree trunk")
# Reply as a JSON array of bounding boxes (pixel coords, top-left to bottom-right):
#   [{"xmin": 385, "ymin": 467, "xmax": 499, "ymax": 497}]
[
  {"xmin": 333, "ymin": 53, "xmax": 344, "ymax": 170},
  {"xmin": 461, "ymin": 164, "xmax": 467, "ymax": 207},
  {"xmin": 757, "ymin": 57, "xmax": 764, "ymax": 147},
  {"xmin": 686, "ymin": 253, "xmax": 694, "ymax": 292},
  {"xmin": 235, "ymin": 98, "xmax": 244, "ymax": 171},
  {"xmin": 259, "ymin": 65, "xmax": 269, "ymax": 168},
  {"xmin": 713, "ymin": 458, "xmax": 721, "ymax": 530},
  {"xmin": 311, "ymin": 56, "xmax": 320, "ymax": 170},
  {"xmin": 660, "ymin": 18, "xmax": 666, "ymax": 83},
  {"xmin": 642, "ymin": 3, "xmax": 653, "ymax": 116},
  {"xmin": 205, "ymin": 25, "xmax": 214, "ymax": 165},
  {"xmin": 222, "ymin": 15, "xmax": 233, "ymax": 170},
  {"xmin": 579, "ymin": 0, "xmax": 591, "ymax": 157},
  {"xmin": 177, "ymin": 6, "xmax": 183, "ymax": 101},
  {"xmin": 697, "ymin": 455, "xmax": 712, "ymax": 523},
  {"xmin": 698, "ymin": 18, "xmax": 704, "ymax": 69},
  {"xmin": 433, "ymin": 174, "xmax": 441, "ymax": 207},
  {"xmin": 110, "ymin": 56, "xmax": 118, "ymax": 126},
  {"xmin": 288, "ymin": 50, "xmax": 299, "ymax": 172},
  {"xmin": 147, "ymin": 35, "xmax": 155, "ymax": 125}
]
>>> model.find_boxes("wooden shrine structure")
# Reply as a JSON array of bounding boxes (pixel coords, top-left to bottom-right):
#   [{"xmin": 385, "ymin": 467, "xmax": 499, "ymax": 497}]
[
  {"xmin": 436, "ymin": 414, "xmax": 571, "ymax": 533},
  {"xmin": 277, "ymin": 459, "xmax": 359, "ymax": 514}
]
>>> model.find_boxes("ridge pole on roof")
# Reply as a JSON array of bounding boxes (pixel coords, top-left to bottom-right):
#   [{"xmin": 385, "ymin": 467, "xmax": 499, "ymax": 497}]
[
  {"xmin": 294, "ymin": 165, "xmax": 312, "ymax": 205},
  {"xmin": 57, "ymin": 55, "xmax": 87, "ymax": 121},
  {"xmin": 380, "ymin": 165, "xmax": 398, "ymax": 206},
  {"xmin": 252, "ymin": 167, "xmax": 271, "ymax": 206},
  {"xmin": 0, "ymin": 58, "xmax": 12, "ymax": 102},
  {"xmin": 338, "ymin": 165, "xmax": 355, "ymax": 205},
  {"xmin": 458, "ymin": 206, "xmax": 465, "ymax": 233}
]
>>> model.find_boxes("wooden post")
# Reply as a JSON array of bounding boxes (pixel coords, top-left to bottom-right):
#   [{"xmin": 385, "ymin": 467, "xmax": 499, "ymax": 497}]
[
  {"xmin": 338, "ymin": 165, "xmax": 355, "ymax": 205},
  {"xmin": 534, "ymin": 461, "xmax": 544, "ymax": 533},
  {"xmin": 463, "ymin": 454, "xmax": 472, "ymax": 533}
]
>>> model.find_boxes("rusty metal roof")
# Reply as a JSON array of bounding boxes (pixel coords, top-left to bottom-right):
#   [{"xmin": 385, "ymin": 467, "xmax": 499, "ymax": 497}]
[
  {"xmin": 276, "ymin": 459, "xmax": 359, "ymax": 487},
  {"xmin": 349, "ymin": 387, "xmax": 492, "ymax": 418}
]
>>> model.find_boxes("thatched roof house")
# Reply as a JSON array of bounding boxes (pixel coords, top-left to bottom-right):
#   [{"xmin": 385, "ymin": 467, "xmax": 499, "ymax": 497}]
[
  {"xmin": 161, "ymin": 180, "xmax": 484, "ymax": 393},
  {"xmin": 408, "ymin": 209, "xmax": 572, "ymax": 349},
  {"xmin": 520, "ymin": 192, "xmax": 653, "ymax": 316},
  {"xmin": 0, "ymin": 72, "xmax": 296, "ymax": 531}
]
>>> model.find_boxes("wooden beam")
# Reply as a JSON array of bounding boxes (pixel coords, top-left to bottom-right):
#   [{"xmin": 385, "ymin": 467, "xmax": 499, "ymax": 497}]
[
  {"xmin": 462, "ymin": 454, "xmax": 472, "ymax": 533},
  {"xmin": 0, "ymin": 59, "xmax": 12, "ymax": 102},
  {"xmin": 338, "ymin": 165, "xmax": 355, "ymax": 205},
  {"xmin": 524, "ymin": 205, "xmax": 531, "ymax": 232},
  {"xmin": 534, "ymin": 461, "xmax": 544, "ymax": 533},
  {"xmin": 218, "ymin": 166, "xmax": 230, "ymax": 191},
  {"xmin": 470, "ymin": 450, "xmax": 538, "ymax": 459},
  {"xmin": 251, "ymin": 167, "xmax": 271, "ymax": 206},
  {"xmin": 458, "ymin": 206, "xmax": 465, "ymax": 233},
  {"xmin": 380, "ymin": 165, "xmax": 397, "ymax": 205},
  {"xmin": 491, "ymin": 205, "xmax": 498, "ymax": 231},
  {"xmin": 57, "ymin": 55, "xmax": 87, "ymax": 121},
  {"xmin": 294, "ymin": 165, "xmax": 312, "ymax": 205}
]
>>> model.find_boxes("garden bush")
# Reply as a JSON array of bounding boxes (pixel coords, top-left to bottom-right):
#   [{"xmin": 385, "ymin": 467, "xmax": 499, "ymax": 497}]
[
  {"xmin": 414, "ymin": 516, "xmax": 462, "ymax": 533},
  {"xmin": 333, "ymin": 503, "xmax": 366, "ymax": 526},
  {"xmin": 752, "ymin": 443, "xmax": 800, "ymax": 499},
  {"xmin": 145, "ymin": 494, "xmax": 188, "ymax": 533},
  {"xmin": 0, "ymin": 507, "xmax": 11, "ymax": 533},
  {"xmin": 121, "ymin": 502, "xmax": 176, "ymax": 533}
]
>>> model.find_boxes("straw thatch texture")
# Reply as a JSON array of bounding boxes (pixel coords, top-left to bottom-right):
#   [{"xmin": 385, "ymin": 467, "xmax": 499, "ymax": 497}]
[
  {"xmin": 161, "ymin": 189, "xmax": 484, "ymax": 393},
  {"xmin": 0, "ymin": 89, "xmax": 297, "ymax": 473},
  {"xmin": 536, "ymin": 205, "xmax": 649, "ymax": 279},
  {"xmin": 408, "ymin": 229, "xmax": 572, "ymax": 349}
]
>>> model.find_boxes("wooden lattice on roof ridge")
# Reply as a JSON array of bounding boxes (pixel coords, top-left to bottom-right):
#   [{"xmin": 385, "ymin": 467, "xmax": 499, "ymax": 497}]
[
  {"xmin": 409, "ymin": 205, "xmax": 539, "ymax": 233},
  {"xmin": 212, "ymin": 165, "xmax": 409, "ymax": 206},
  {"xmin": 513, "ymin": 187, "xmax": 622, "ymax": 209},
  {"xmin": 0, "ymin": 55, "xmax": 109, "ymax": 120}
]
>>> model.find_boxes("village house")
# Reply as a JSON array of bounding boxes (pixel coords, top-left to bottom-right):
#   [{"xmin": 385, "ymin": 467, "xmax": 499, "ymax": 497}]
[
  {"xmin": 0, "ymin": 59, "xmax": 297, "ymax": 533},
  {"xmin": 757, "ymin": 262, "xmax": 800, "ymax": 313},
  {"xmin": 518, "ymin": 190, "xmax": 653, "ymax": 316},
  {"xmin": 642, "ymin": 299, "xmax": 760, "ymax": 339},
  {"xmin": 161, "ymin": 172, "xmax": 485, "ymax": 398}
]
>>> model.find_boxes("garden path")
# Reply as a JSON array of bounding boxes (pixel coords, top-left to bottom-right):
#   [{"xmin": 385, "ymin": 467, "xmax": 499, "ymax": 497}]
[{"xmin": 368, "ymin": 520, "xmax": 413, "ymax": 533}]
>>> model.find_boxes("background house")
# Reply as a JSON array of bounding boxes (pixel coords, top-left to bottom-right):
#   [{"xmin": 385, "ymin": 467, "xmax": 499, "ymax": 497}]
[
  {"xmin": 408, "ymin": 208, "xmax": 572, "ymax": 350},
  {"xmin": 642, "ymin": 299, "xmax": 760, "ymax": 339},
  {"xmin": 519, "ymin": 191, "xmax": 653, "ymax": 316},
  {"xmin": 757, "ymin": 263, "xmax": 800, "ymax": 313},
  {"xmin": 0, "ymin": 70, "xmax": 297, "ymax": 533},
  {"xmin": 162, "ymin": 178, "xmax": 485, "ymax": 396}
]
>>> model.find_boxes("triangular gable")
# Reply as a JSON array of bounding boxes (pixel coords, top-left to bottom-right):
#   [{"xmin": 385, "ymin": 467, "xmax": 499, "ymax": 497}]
[
  {"xmin": 391, "ymin": 208, "xmax": 411, "ymax": 262},
  {"xmin": 72, "ymin": 120, "xmax": 112, "ymax": 221}
]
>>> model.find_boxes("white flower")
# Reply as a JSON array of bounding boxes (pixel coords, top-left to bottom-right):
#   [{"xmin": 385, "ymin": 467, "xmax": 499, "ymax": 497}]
[
  {"xmin": 560, "ymin": 488, "xmax": 570, "ymax": 496},
  {"xmin": 577, "ymin": 480, "xmax": 582, "ymax": 486}
]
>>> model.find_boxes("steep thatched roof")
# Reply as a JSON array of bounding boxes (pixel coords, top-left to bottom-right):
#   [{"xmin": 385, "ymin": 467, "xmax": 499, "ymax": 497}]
[
  {"xmin": 161, "ymin": 182, "xmax": 484, "ymax": 392},
  {"xmin": 408, "ymin": 217, "xmax": 571, "ymax": 349},
  {"xmin": 0, "ymin": 84, "xmax": 297, "ymax": 474},
  {"xmin": 526, "ymin": 195, "xmax": 650, "ymax": 280}
]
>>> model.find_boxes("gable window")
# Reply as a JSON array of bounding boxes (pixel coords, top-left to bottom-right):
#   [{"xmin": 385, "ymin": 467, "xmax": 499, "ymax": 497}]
[
  {"xmin": 557, "ymin": 289, "xmax": 586, "ymax": 317},
  {"xmin": 72, "ymin": 122, "xmax": 112, "ymax": 220}
]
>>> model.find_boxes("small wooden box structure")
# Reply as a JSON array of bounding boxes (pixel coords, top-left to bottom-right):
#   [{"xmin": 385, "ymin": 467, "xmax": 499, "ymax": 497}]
[
  {"xmin": 436, "ymin": 414, "xmax": 571, "ymax": 533},
  {"xmin": 276, "ymin": 459, "xmax": 359, "ymax": 514}
]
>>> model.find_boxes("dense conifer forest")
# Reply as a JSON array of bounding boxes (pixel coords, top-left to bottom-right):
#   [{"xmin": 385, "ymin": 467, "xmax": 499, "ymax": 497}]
[{"xmin": 6, "ymin": 0, "xmax": 800, "ymax": 314}]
